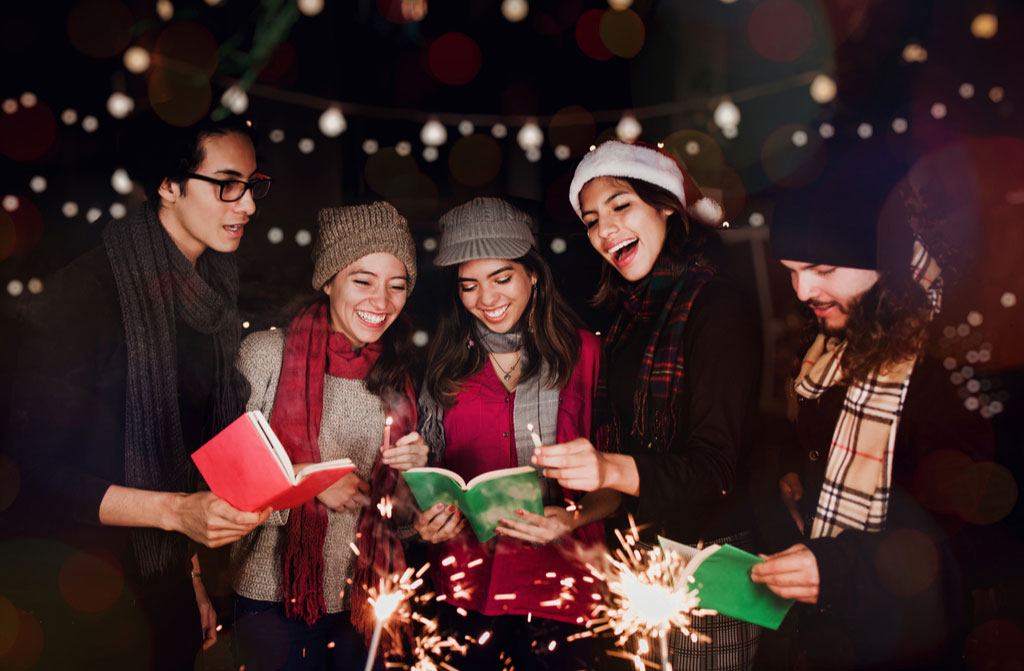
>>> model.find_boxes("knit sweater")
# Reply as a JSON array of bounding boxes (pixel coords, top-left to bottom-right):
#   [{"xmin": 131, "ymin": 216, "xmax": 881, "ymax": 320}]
[{"xmin": 229, "ymin": 328, "xmax": 385, "ymax": 613}]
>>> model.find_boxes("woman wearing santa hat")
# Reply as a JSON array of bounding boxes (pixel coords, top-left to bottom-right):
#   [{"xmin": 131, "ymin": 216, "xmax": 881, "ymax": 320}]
[{"xmin": 533, "ymin": 141, "xmax": 763, "ymax": 670}]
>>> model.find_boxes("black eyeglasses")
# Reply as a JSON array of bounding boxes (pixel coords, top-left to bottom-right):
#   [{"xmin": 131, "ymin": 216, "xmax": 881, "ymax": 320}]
[{"xmin": 185, "ymin": 173, "xmax": 273, "ymax": 202}]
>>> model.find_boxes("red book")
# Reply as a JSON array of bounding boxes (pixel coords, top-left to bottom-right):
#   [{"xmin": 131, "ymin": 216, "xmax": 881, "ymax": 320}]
[{"xmin": 191, "ymin": 410, "xmax": 356, "ymax": 512}]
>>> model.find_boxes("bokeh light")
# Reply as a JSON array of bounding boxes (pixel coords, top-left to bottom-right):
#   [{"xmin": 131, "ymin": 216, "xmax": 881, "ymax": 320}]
[
  {"xmin": 156, "ymin": 0, "xmax": 174, "ymax": 20},
  {"xmin": 873, "ymin": 529, "xmax": 939, "ymax": 597},
  {"xmin": 422, "ymin": 146, "xmax": 439, "ymax": 162},
  {"xmin": 67, "ymin": 0, "xmax": 134, "ymax": 59},
  {"xmin": 1, "ymin": 99, "xmax": 16, "ymax": 115},
  {"xmin": 599, "ymin": 8, "xmax": 646, "ymax": 58},
  {"xmin": 59, "ymin": 551, "xmax": 124, "ymax": 614},
  {"xmin": 6, "ymin": 280, "xmax": 24, "ymax": 297},
  {"xmin": 318, "ymin": 108, "xmax": 347, "ymax": 137},
  {"xmin": 395, "ymin": 141, "xmax": 412, "ymax": 157},
  {"xmin": 576, "ymin": 10, "xmax": 613, "ymax": 61},
  {"xmin": 109, "ymin": 203, "xmax": 126, "ymax": 219},
  {"xmin": 819, "ymin": 122, "xmax": 835, "ymax": 138},
  {"xmin": 220, "ymin": 86, "xmax": 249, "ymax": 115},
  {"xmin": 269, "ymin": 129, "xmax": 285, "ymax": 143},
  {"xmin": 297, "ymin": 0, "xmax": 325, "ymax": 17},
  {"xmin": 428, "ymin": 33, "xmax": 482, "ymax": 86},
  {"xmin": 19, "ymin": 93, "xmax": 37, "ymax": 109},
  {"xmin": 86, "ymin": 208, "xmax": 102, "ymax": 223},
  {"xmin": 616, "ymin": 113, "xmax": 642, "ymax": 142},
  {"xmin": 857, "ymin": 122, "xmax": 873, "ymax": 139},
  {"xmin": 762, "ymin": 123, "xmax": 826, "ymax": 189},
  {"xmin": 150, "ymin": 22, "xmax": 219, "ymax": 126},
  {"xmin": 458, "ymin": 120, "xmax": 474, "ymax": 136},
  {"xmin": 295, "ymin": 230, "xmax": 312, "ymax": 247},
  {"xmin": 901, "ymin": 43, "xmax": 928, "ymax": 63},
  {"xmin": 106, "ymin": 92, "xmax": 135, "ymax": 119},
  {"xmin": 516, "ymin": 121, "xmax": 544, "ymax": 150},
  {"xmin": 28, "ymin": 176, "xmax": 46, "ymax": 193},
  {"xmin": 892, "ymin": 118, "xmax": 908, "ymax": 134},
  {"xmin": 61, "ymin": 108, "xmax": 78, "ymax": 125},
  {"xmin": 713, "ymin": 99, "xmax": 740, "ymax": 132},
  {"xmin": 412, "ymin": 329, "xmax": 430, "ymax": 347},
  {"xmin": 267, "ymin": 227, "xmax": 284, "ymax": 244},
  {"xmin": 549, "ymin": 105, "xmax": 595, "ymax": 156},
  {"xmin": 0, "ymin": 600, "xmax": 43, "ymax": 668},
  {"xmin": 362, "ymin": 139, "xmax": 379, "ymax": 155},
  {"xmin": 123, "ymin": 46, "xmax": 151, "ymax": 74},
  {"xmin": 809, "ymin": 74, "xmax": 837, "ymax": 104},
  {"xmin": 422, "ymin": 237, "xmax": 437, "ymax": 252},
  {"xmin": 989, "ymin": 87, "xmax": 1004, "ymax": 103},
  {"xmin": 525, "ymin": 147, "xmax": 541, "ymax": 162},
  {"xmin": 3, "ymin": 196, "xmax": 18, "ymax": 213},
  {"xmin": 1001, "ymin": 292, "xmax": 1016, "ymax": 308},
  {"xmin": 959, "ymin": 83, "xmax": 975, "ymax": 99},
  {"xmin": 930, "ymin": 102, "xmax": 947, "ymax": 119},
  {"xmin": 298, "ymin": 138, "xmax": 315, "ymax": 154},
  {"xmin": 749, "ymin": 212, "xmax": 765, "ymax": 227},
  {"xmin": 491, "ymin": 123, "xmax": 508, "ymax": 139},
  {"xmin": 61, "ymin": 201, "xmax": 78, "ymax": 218},
  {"xmin": 377, "ymin": 0, "xmax": 427, "ymax": 23},
  {"xmin": 971, "ymin": 13, "xmax": 998, "ymax": 39},
  {"xmin": 608, "ymin": 0, "xmax": 632, "ymax": 8},
  {"xmin": 420, "ymin": 119, "xmax": 448, "ymax": 147},
  {"xmin": 501, "ymin": 0, "xmax": 529, "ymax": 23},
  {"xmin": 0, "ymin": 99, "xmax": 57, "ymax": 161},
  {"xmin": 554, "ymin": 144, "xmax": 571, "ymax": 160},
  {"xmin": 550, "ymin": 237, "xmax": 568, "ymax": 254},
  {"xmin": 110, "ymin": 168, "xmax": 133, "ymax": 195},
  {"xmin": 748, "ymin": 0, "xmax": 814, "ymax": 63},
  {"xmin": 449, "ymin": 134, "xmax": 502, "ymax": 187},
  {"xmin": 82, "ymin": 115, "xmax": 99, "ymax": 132}
]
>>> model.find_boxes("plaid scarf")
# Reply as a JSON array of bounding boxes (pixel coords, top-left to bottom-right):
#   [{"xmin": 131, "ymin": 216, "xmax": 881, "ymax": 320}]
[
  {"xmin": 595, "ymin": 239, "xmax": 716, "ymax": 453},
  {"xmin": 273, "ymin": 302, "xmax": 413, "ymax": 636},
  {"xmin": 800, "ymin": 238, "xmax": 942, "ymax": 538}
]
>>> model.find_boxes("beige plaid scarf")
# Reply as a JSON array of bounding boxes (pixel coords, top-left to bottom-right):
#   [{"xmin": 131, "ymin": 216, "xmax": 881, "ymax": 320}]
[{"xmin": 797, "ymin": 239, "xmax": 942, "ymax": 539}]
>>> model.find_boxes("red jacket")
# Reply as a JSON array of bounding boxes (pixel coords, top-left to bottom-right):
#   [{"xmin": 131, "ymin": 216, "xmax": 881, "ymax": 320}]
[{"xmin": 430, "ymin": 330, "xmax": 604, "ymax": 623}]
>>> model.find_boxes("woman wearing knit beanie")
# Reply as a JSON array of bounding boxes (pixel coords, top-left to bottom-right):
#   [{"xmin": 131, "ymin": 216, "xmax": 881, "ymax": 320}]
[
  {"xmin": 415, "ymin": 197, "xmax": 620, "ymax": 671},
  {"xmin": 230, "ymin": 201, "xmax": 428, "ymax": 671},
  {"xmin": 533, "ymin": 141, "xmax": 763, "ymax": 670}
]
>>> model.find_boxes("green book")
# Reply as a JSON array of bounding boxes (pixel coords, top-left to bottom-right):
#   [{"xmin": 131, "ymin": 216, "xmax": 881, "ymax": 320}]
[
  {"xmin": 402, "ymin": 466, "xmax": 544, "ymax": 543},
  {"xmin": 658, "ymin": 535, "xmax": 794, "ymax": 630}
]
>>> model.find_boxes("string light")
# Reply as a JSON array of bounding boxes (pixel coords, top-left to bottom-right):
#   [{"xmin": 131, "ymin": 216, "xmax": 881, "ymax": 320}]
[
  {"xmin": 29, "ymin": 176, "xmax": 46, "ymax": 193},
  {"xmin": 554, "ymin": 144, "xmax": 571, "ymax": 160},
  {"xmin": 422, "ymin": 146, "xmax": 439, "ymax": 162},
  {"xmin": 892, "ymin": 118, "xmax": 908, "ymax": 133},
  {"xmin": 110, "ymin": 168, "xmax": 133, "ymax": 195},
  {"xmin": 550, "ymin": 237, "xmax": 567, "ymax": 254},
  {"xmin": 106, "ymin": 92, "xmax": 134, "ymax": 119},
  {"xmin": 156, "ymin": 0, "xmax": 174, "ymax": 20},
  {"xmin": 819, "ymin": 123, "xmax": 835, "ymax": 138},
  {"xmin": 412, "ymin": 330, "xmax": 429, "ymax": 347},
  {"xmin": 61, "ymin": 201, "xmax": 78, "ymax": 217},
  {"xmin": 749, "ymin": 212, "xmax": 765, "ymax": 227},
  {"xmin": 20, "ymin": 92, "xmax": 37, "ymax": 108},
  {"xmin": 930, "ymin": 103, "xmax": 947, "ymax": 119},
  {"xmin": 809, "ymin": 74, "xmax": 837, "ymax": 104},
  {"xmin": 26, "ymin": 278, "xmax": 43, "ymax": 295},
  {"xmin": 1, "ymin": 99, "xmax": 16, "ymax": 114},
  {"xmin": 82, "ymin": 115, "xmax": 99, "ymax": 132},
  {"xmin": 295, "ymin": 230, "xmax": 312, "ymax": 247},
  {"xmin": 221, "ymin": 86, "xmax": 249, "ymax": 114},
  {"xmin": 501, "ymin": 0, "xmax": 529, "ymax": 23},
  {"xmin": 420, "ymin": 119, "xmax": 447, "ymax": 146},
  {"xmin": 109, "ymin": 203, "xmax": 127, "ymax": 219},
  {"xmin": 989, "ymin": 87, "xmax": 1004, "ymax": 103},
  {"xmin": 713, "ymin": 99, "xmax": 740, "ymax": 132},
  {"xmin": 971, "ymin": 13, "xmax": 998, "ymax": 39},
  {"xmin": 959, "ymin": 83, "xmax": 975, "ymax": 99},
  {"xmin": 396, "ymin": 141, "xmax": 412, "ymax": 157},
  {"xmin": 902, "ymin": 43, "xmax": 928, "ymax": 63},
  {"xmin": 319, "ymin": 108, "xmax": 347, "ymax": 137},
  {"xmin": 267, "ymin": 227, "xmax": 284, "ymax": 244},
  {"xmin": 269, "ymin": 129, "xmax": 285, "ymax": 143},
  {"xmin": 517, "ymin": 121, "xmax": 544, "ymax": 150},
  {"xmin": 86, "ymin": 207, "xmax": 102, "ymax": 223},
  {"xmin": 7, "ymin": 280, "xmax": 24, "ymax": 297},
  {"xmin": 123, "ymin": 47, "xmax": 151, "ymax": 74},
  {"xmin": 61, "ymin": 109, "xmax": 78, "ymax": 125},
  {"xmin": 458, "ymin": 119, "xmax": 474, "ymax": 136},
  {"xmin": 616, "ymin": 113, "xmax": 642, "ymax": 142},
  {"xmin": 491, "ymin": 123, "xmax": 508, "ymax": 139},
  {"xmin": 856, "ymin": 122, "xmax": 873, "ymax": 139},
  {"xmin": 362, "ymin": 139, "xmax": 379, "ymax": 154},
  {"xmin": 525, "ymin": 147, "xmax": 542, "ymax": 162},
  {"xmin": 298, "ymin": 138, "xmax": 315, "ymax": 154},
  {"xmin": 297, "ymin": 0, "xmax": 324, "ymax": 16},
  {"xmin": 792, "ymin": 130, "xmax": 808, "ymax": 147}
]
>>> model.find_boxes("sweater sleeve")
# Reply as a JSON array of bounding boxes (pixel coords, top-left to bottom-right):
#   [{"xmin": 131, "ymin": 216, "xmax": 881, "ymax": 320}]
[
  {"xmin": 631, "ymin": 281, "xmax": 761, "ymax": 520},
  {"xmin": 7, "ymin": 254, "xmax": 124, "ymax": 525}
]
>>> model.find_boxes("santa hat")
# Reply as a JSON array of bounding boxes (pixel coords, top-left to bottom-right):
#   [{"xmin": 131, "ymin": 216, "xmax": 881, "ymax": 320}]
[{"xmin": 568, "ymin": 140, "xmax": 724, "ymax": 226}]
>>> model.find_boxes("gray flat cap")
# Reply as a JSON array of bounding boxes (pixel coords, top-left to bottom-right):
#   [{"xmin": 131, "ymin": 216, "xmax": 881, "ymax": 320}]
[{"xmin": 434, "ymin": 197, "xmax": 535, "ymax": 266}]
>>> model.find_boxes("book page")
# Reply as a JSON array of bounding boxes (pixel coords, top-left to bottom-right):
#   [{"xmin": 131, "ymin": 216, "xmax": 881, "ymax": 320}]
[
  {"xmin": 403, "ymin": 467, "xmax": 467, "ymax": 489},
  {"xmin": 464, "ymin": 465, "xmax": 536, "ymax": 490},
  {"xmin": 250, "ymin": 411, "xmax": 297, "ymax": 484},
  {"xmin": 295, "ymin": 458, "xmax": 357, "ymax": 482},
  {"xmin": 402, "ymin": 469, "xmax": 468, "ymax": 512},
  {"xmin": 462, "ymin": 469, "xmax": 543, "ymax": 542}
]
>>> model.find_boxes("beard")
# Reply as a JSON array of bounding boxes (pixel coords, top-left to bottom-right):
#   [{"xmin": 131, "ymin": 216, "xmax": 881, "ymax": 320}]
[{"xmin": 807, "ymin": 300, "xmax": 851, "ymax": 337}]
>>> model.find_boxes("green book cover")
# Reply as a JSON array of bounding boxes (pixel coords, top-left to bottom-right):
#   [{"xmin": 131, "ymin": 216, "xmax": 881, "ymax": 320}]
[
  {"xmin": 402, "ymin": 466, "xmax": 544, "ymax": 543},
  {"xmin": 658, "ymin": 536, "xmax": 794, "ymax": 630}
]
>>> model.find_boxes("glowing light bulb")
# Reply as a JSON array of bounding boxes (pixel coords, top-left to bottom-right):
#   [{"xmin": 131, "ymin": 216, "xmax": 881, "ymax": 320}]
[
  {"xmin": 420, "ymin": 119, "xmax": 447, "ymax": 146},
  {"xmin": 713, "ymin": 100, "xmax": 740, "ymax": 131},
  {"xmin": 318, "ymin": 108, "xmax": 347, "ymax": 137},
  {"xmin": 123, "ymin": 47, "xmax": 151, "ymax": 74},
  {"xmin": 107, "ymin": 92, "xmax": 135, "ymax": 119},
  {"xmin": 971, "ymin": 13, "xmax": 997, "ymax": 39},
  {"xmin": 501, "ymin": 0, "xmax": 528, "ymax": 23},
  {"xmin": 616, "ymin": 113, "xmax": 642, "ymax": 142},
  {"xmin": 809, "ymin": 74, "xmax": 837, "ymax": 104}
]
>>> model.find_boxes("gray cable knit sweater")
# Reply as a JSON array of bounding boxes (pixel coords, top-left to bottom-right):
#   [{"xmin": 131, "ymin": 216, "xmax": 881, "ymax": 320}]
[{"xmin": 229, "ymin": 328, "xmax": 385, "ymax": 613}]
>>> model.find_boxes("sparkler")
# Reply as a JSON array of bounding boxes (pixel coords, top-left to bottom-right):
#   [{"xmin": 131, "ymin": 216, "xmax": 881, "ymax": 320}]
[{"xmin": 584, "ymin": 516, "xmax": 713, "ymax": 670}]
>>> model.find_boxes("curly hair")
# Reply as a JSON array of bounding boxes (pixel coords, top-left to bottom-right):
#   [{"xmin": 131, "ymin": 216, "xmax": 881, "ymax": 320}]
[{"xmin": 800, "ymin": 269, "xmax": 933, "ymax": 382}]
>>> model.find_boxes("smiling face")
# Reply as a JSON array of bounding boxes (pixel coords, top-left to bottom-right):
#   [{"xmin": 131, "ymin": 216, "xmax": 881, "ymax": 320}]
[
  {"xmin": 457, "ymin": 258, "xmax": 536, "ymax": 334},
  {"xmin": 780, "ymin": 259, "xmax": 880, "ymax": 333},
  {"xmin": 323, "ymin": 252, "xmax": 409, "ymax": 348},
  {"xmin": 580, "ymin": 176, "xmax": 674, "ymax": 282},
  {"xmin": 156, "ymin": 131, "xmax": 259, "ymax": 265}
]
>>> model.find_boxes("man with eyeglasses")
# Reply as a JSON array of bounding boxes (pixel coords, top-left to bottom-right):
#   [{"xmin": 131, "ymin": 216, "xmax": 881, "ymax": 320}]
[{"xmin": 3, "ymin": 116, "xmax": 274, "ymax": 669}]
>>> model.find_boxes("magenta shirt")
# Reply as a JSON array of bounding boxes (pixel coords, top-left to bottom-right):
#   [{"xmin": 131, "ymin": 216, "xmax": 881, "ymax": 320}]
[{"xmin": 431, "ymin": 330, "xmax": 605, "ymax": 623}]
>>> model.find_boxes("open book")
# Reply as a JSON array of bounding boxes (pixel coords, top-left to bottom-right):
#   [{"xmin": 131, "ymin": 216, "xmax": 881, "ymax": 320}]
[
  {"xmin": 658, "ymin": 536, "xmax": 794, "ymax": 630},
  {"xmin": 191, "ymin": 410, "xmax": 356, "ymax": 512},
  {"xmin": 402, "ymin": 466, "xmax": 544, "ymax": 543}
]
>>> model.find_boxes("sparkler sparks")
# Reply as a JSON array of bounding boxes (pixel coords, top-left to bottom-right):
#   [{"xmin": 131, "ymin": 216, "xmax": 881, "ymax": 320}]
[{"xmin": 585, "ymin": 517, "xmax": 713, "ymax": 669}]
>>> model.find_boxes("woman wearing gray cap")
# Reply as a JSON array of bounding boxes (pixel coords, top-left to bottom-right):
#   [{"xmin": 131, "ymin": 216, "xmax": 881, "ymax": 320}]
[
  {"xmin": 415, "ymin": 197, "xmax": 620, "ymax": 670},
  {"xmin": 230, "ymin": 202, "xmax": 429, "ymax": 671},
  {"xmin": 534, "ymin": 141, "xmax": 763, "ymax": 670}
]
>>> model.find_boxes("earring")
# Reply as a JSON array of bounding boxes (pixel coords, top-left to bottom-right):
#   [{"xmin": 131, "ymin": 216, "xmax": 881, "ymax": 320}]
[{"xmin": 466, "ymin": 336, "xmax": 474, "ymax": 350}]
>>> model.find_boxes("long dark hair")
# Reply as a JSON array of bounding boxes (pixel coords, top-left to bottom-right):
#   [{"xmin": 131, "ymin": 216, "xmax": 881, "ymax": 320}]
[
  {"xmin": 424, "ymin": 248, "xmax": 585, "ymax": 408},
  {"xmin": 803, "ymin": 269, "xmax": 933, "ymax": 382},
  {"xmin": 588, "ymin": 176, "xmax": 719, "ymax": 309}
]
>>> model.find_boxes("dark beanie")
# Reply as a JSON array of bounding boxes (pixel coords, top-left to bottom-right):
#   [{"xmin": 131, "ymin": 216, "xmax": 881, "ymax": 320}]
[{"xmin": 770, "ymin": 141, "xmax": 914, "ymax": 271}]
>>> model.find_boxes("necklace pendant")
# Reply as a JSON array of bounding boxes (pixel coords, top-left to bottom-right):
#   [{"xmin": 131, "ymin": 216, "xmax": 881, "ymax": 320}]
[{"xmin": 504, "ymin": 373, "xmax": 512, "ymax": 381}]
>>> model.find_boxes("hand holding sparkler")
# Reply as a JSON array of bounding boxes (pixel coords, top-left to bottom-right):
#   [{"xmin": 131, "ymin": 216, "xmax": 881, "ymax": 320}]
[
  {"xmin": 382, "ymin": 430, "xmax": 430, "ymax": 471},
  {"xmin": 532, "ymin": 436, "xmax": 634, "ymax": 493}
]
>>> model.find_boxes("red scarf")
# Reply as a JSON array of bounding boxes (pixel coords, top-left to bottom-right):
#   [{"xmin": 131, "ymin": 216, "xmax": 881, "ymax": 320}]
[{"xmin": 272, "ymin": 302, "xmax": 414, "ymax": 634}]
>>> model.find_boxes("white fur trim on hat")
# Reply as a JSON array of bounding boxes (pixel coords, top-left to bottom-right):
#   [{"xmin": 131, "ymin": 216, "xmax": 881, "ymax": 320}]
[{"xmin": 568, "ymin": 140, "xmax": 724, "ymax": 227}]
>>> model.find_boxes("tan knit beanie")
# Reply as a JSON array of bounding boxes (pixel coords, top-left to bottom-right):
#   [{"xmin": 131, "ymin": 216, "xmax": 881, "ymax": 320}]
[{"xmin": 311, "ymin": 201, "xmax": 417, "ymax": 291}]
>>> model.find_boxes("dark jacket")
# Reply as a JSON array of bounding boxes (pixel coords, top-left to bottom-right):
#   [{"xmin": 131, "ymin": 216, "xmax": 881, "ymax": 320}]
[{"xmin": 772, "ymin": 359, "xmax": 994, "ymax": 670}]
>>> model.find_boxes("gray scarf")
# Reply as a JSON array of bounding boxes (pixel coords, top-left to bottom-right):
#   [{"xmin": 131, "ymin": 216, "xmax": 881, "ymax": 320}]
[
  {"xmin": 103, "ymin": 203, "xmax": 248, "ymax": 576},
  {"xmin": 419, "ymin": 322, "xmax": 561, "ymax": 504}
]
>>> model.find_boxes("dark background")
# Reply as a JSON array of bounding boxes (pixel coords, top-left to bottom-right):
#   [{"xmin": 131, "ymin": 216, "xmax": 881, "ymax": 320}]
[{"xmin": 2, "ymin": 0, "xmax": 1023, "ymax": 667}]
